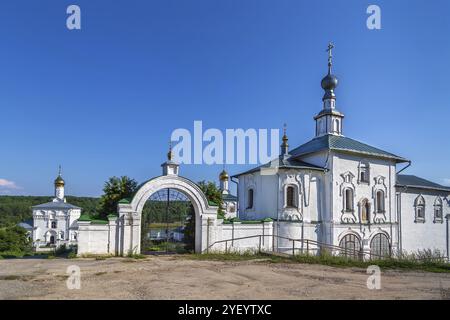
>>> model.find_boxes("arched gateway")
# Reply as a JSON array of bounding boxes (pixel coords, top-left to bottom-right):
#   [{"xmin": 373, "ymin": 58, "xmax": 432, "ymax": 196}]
[
  {"xmin": 116, "ymin": 154, "xmax": 218, "ymax": 255},
  {"xmin": 77, "ymin": 154, "xmax": 218, "ymax": 256},
  {"xmin": 117, "ymin": 174, "xmax": 218, "ymax": 255}
]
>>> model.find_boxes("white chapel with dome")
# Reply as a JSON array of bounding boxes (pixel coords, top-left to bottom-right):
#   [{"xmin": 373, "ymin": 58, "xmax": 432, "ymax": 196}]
[
  {"xmin": 30, "ymin": 45, "xmax": 450, "ymax": 259},
  {"xmin": 31, "ymin": 168, "xmax": 81, "ymax": 251}
]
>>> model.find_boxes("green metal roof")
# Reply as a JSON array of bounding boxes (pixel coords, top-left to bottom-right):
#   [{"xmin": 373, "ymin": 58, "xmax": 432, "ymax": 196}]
[
  {"xmin": 78, "ymin": 214, "xmax": 92, "ymax": 221},
  {"xmin": 290, "ymin": 134, "xmax": 408, "ymax": 163},
  {"xmin": 232, "ymin": 155, "xmax": 325, "ymax": 178},
  {"xmin": 222, "ymin": 193, "xmax": 237, "ymax": 202},
  {"xmin": 396, "ymin": 174, "xmax": 450, "ymax": 192}
]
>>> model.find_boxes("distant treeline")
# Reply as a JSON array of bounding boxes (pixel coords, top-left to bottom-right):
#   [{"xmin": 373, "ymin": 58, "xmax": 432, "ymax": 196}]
[
  {"xmin": 143, "ymin": 200, "xmax": 192, "ymax": 224},
  {"xmin": 0, "ymin": 196, "xmax": 193, "ymax": 228},
  {"xmin": 0, "ymin": 196, "xmax": 99, "ymax": 227}
]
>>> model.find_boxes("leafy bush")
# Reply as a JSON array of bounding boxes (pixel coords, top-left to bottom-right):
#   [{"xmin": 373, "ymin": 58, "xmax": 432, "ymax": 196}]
[
  {"xmin": 0, "ymin": 251, "xmax": 27, "ymax": 259},
  {"xmin": 0, "ymin": 226, "xmax": 32, "ymax": 256}
]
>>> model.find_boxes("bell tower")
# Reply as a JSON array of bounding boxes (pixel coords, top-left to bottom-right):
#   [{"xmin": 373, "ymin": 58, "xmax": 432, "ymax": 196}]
[{"xmin": 314, "ymin": 42, "xmax": 344, "ymax": 137}]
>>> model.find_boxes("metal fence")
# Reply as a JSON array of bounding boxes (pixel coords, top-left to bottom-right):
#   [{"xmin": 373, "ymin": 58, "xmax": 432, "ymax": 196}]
[{"xmin": 204, "ymin": 234, "xmax": 392, "ymax": 261}]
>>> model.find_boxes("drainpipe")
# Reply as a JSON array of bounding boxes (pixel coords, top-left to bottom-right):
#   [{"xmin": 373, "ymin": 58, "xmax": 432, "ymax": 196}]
[
  {"xmin": 394, "ymin": 156, "xmax": 410, "ymax": 253},
  {"xmin": 389, "ymin": 163, "xmax": 393, "ymax": 248},
  {"xmin": 231, "ymin": 176, "xmax": 239, "ymax": 218},
  {"xmin": 396, "ymin": 160, "xmax": 411, "ymax": 174},
  {"xmin": 395, "ymin": 192, "xmax": 403, "ymax": 252},
  {"xmin": 276, "ymin": 170, "xmax": 280, "ymax": 252}
]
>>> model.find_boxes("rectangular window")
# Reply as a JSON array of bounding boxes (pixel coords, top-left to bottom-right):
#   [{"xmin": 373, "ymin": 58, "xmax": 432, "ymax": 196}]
[
  {"xmin": 286, "ymin": 186, "xmax": 296, "ymax": 208},
  {"xmin": 247, "ymin": 189, "xmax": 254, "ymax": 209}
]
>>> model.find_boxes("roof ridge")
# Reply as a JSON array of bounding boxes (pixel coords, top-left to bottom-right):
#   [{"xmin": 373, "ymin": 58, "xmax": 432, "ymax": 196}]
[
  {"xmin": 396, "ymin": 174, "xmax": 450, "ymax": 191},
  {"xmin": 289, "ymin": 134, "xmax": 407, "ymax": 162}
]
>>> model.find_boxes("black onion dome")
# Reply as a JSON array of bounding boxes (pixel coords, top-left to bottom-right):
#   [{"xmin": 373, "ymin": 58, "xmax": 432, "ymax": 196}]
[{"xmin": 321, "ymin": 73, "xmax": 338, "ymax": 91}]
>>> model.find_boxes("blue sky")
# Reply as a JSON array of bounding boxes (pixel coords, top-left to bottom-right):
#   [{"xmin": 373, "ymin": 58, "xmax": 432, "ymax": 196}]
[{"xmin": 0, "ymin": 0, "xmax": 449, "ymax": 197}]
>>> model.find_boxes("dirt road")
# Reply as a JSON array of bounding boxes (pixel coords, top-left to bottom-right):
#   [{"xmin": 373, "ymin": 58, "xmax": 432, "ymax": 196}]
[{"xmin": 0, "ymin": 256, "xmax": 449, "ymax": 299}]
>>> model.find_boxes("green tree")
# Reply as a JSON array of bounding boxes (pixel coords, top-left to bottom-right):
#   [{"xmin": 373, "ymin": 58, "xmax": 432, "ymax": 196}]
[
  {"xmin": 0, "ymin": 226, "xmax": 31, "ymax": 254},
  {"xmin": 97, "ymin": 176, "xmax": 138, "ymax": 218},
  {"xmin": 197, "ymin": 180, "xmax": 223, "ymax": 216}
]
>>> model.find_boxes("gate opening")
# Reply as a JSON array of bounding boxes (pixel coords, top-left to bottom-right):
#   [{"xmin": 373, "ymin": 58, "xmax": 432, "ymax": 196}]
[{"xmin": 140, "ymin": 188, "xmax": 195, "ymax": 254}]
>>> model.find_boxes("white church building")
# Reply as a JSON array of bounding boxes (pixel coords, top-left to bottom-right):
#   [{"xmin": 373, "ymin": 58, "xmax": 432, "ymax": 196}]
[
  {"xmin": 30, "ymin": 46, "xmax": 450, "ymax": 259},
  {"xmin": 31, "ymin": 168, "xmax": 81, "ymax": 251}
]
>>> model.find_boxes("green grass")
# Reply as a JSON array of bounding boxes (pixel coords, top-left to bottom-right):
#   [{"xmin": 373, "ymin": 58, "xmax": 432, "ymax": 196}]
[
  {"xmin": 187, "ymin": 251, "xmax": 275, "ymax": 262},
  {"xmin": 289, "ymin": 253, "xmax": 450, "ymax": 273},
  {"xmin": 185, "ymin": 251, "xmax": 450, "ymax": 273}
]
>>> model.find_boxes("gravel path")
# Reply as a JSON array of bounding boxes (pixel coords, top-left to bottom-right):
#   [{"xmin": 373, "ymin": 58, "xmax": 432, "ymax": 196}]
[{"xmin": 0, "ymin": 256, "xmax": 449, "ymax": 299}]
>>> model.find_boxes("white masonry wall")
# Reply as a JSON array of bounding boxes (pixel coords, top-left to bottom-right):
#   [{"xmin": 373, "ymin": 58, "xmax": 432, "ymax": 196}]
[
  {"xmin": 207, "ymin": 221, "xmax": 273, "ymax": 253},
  {"xmin": 77, "ymin": 219, "xmax": 118, "ymax": 256},
  {"xmin": 398, "ymin": 189, "xmax": 450, "ymax": 255},
  {"xmin": 330, "ymin": 152, "xmax": 399, "ymax": 252}
]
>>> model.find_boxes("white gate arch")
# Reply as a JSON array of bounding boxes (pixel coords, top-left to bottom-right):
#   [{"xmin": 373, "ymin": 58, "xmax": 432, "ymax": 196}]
[{"xmin": 117, "ymin": 174, "xmax": 218, "ymax": 255}]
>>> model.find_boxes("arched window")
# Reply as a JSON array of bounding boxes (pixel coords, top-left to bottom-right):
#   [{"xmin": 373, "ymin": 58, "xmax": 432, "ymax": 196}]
[
  {"xmin": 344, "ymin": 188, "xmax": 353, "ymax": 212},
  {"xmin": 434, "ymin": 197, "xmax": 443, "ymax": 223},
  {"xmin": 414, "ymin": 195, "xmax": 425, "ymax": 222},
  {"xmin": 376, "ymin": 190, "xmax": 384, "ymax": 213},
  {"xmin": 339, "ymin": 234, "xmax": 361, "ymax": 259},
  {"xmin": 247, "ymin": 189, "xmax": 254, "ymax": 209},
  {"xmin": 361, "ymin": 199, "xmax": 370, "ymax": 223},
  {"xmin": 333, "ymin": 119, "xmax": 340, "ymax": 133},
  {"xmin": 370, "ymin": 233, "xmax": 390, "ymax": 258},
  {"xmin": 51, "ymin": 221, "xmax": 57, "ymax": 229},
  {"xmin": 286, "ymin": 186, "xmax": 296, "ymax": 208}
]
